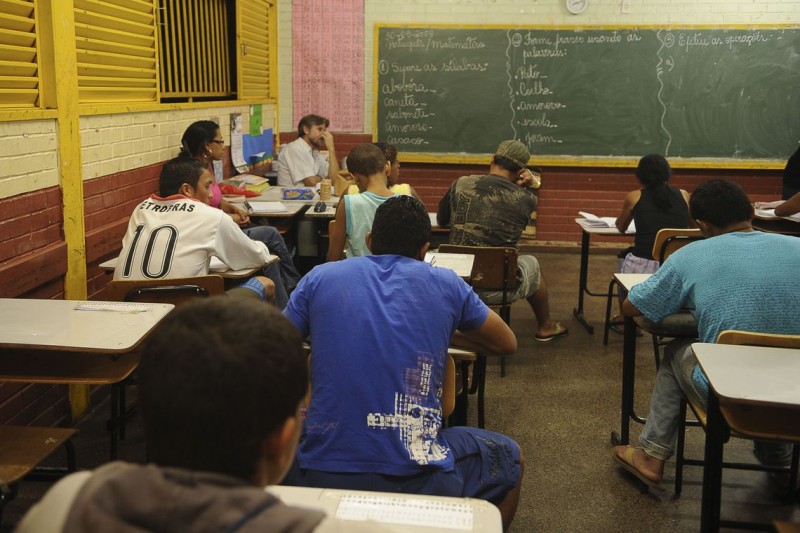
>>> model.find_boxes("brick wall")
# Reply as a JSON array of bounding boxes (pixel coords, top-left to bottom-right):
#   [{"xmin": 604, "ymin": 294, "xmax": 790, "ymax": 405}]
[{"xmin": 281, "ymin": 132, "xmax": 784, "ymax": 243}]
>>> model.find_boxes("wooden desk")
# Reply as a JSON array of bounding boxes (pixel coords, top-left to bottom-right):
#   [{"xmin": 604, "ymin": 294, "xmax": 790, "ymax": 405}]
[
  {"xmin": 0, "ymin": 299, "xmax": 174, "ymax": 458},
  {"xmin": 99, "ymin": 256, "xmax": 277, "ymax": 279},
  {"xmin": 694, "ymin": 342, "xmax": 800, "ymax": 532},
  {"xmin": 573, "ymin": 219, "xmax": 634, "ymax": 334},
  {"xmin": 267, "ymin": 485, "xmax": 502, "ymax": 532},
  {"xmin": 752, "ymin": 212, "xmax": 800, "ymax": 236},
  {"xmin": 611, "ymin": 273, "xmax": 652, "ymax": 446}
]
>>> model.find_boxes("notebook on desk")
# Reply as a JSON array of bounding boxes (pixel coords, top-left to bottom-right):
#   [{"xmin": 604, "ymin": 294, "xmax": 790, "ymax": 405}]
[
  {"xmin": 267, "ymin": 485, "xmax": 501, "ymax": 532},
  {"xmin": 425, "ymin": 252, "xmax": 475, "ymax": 279},
  {"xmin": 576, "ymin": 212, "xmax": 636, "ymax": 233}
]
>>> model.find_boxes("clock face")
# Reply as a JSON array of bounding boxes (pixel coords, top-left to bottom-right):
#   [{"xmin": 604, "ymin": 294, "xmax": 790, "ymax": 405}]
[{"xmin": 566, "ymin": 0, "xmax": 588, "ymax": 14}]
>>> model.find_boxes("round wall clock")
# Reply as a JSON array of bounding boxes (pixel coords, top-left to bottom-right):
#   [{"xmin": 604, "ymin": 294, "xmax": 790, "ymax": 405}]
[{"xmin": 566, "ymin": 0, "xmax": 589, "ymax": 15}]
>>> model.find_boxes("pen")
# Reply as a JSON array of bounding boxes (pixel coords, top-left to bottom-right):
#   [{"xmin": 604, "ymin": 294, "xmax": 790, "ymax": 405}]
[{"xmin": 244, "ymin": 201, "xmax": 253, "ymax": 213}]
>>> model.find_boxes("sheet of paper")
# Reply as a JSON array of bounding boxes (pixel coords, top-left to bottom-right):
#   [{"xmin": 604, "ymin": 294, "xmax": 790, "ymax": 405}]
[
  {"xmin": 425, "ymin": 252, "xmax": 474, "ymax": 278},
  {"xmin": 577, "ymin": 211, "xmax": 615, "ymax": 227},
  {"xmin": 230, "ymin": 113, "xmax": 246, "ymax": 170},
  {"xmin": 248, "ymin": 201, "xmax": 288, "ymax": 213},
  {"xmin": 335, "ymin": 494, "xmax": 473, "ymax": 530}
]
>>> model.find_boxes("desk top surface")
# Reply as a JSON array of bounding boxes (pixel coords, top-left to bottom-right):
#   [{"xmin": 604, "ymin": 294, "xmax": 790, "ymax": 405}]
[
  {"xmin": 247, "ymin": 186, "xmax": 341, "ymax": 205},
  {"xmin": 267, "ymin": 485, "xmax": 501, "ymax": 532},
  {"xmin": 693, "ymin": 342, "xmax": 800, "ymax": 407},
  {"xmin": 0, "ymin": 298, "xmax": 174, "ymax": 353},
  {"xmin": 99, "ymin": 256, "xmax": 276, "ymax": 278},
  {"xmin": 575, "ymin": 218, "xmax": 635, "ymax": 235},
  {"xmin": 613, "ymin": 273, "xmax": 652, "ymax": 291}
]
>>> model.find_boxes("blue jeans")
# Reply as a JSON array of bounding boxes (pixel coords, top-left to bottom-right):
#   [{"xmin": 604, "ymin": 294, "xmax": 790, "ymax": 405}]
[
  {"xmin": 244, "ymin": 225, "xmax": 301, "ymax": 309},
  {"xmin": 640, "ymin": 338, "xmax": 792, "ymax": 466}
]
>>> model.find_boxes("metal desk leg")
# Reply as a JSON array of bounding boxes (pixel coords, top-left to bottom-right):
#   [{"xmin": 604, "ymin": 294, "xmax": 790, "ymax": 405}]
[
  {"xmin": 573, "ymin": 230, "xmax": 593, "ymax": 333},
  {"xmin": 612, "ymin": 314, "xmax": 637, "ymax": 445},
  {"xmin": 701, "ymin": 391, "xmax": 725, "ymax": 532}
]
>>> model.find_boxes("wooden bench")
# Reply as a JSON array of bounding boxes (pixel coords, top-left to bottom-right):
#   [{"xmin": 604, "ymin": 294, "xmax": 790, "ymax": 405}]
[{"xmin": 0, "ymin": 425, "xmax": 78, "ymax": 525}]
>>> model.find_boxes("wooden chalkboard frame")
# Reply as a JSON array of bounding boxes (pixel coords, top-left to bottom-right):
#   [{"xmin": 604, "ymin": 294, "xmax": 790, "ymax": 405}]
[{"xmin": 372, "ymin": 23, "xmax": 800, "ymax": 169}]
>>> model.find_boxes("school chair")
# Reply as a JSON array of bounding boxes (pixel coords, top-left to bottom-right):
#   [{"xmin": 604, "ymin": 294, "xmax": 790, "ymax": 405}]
[
  {"xmin": 446, "ymin": 347, "xmax": 477, "ymax": 427},
  {"xmin": 0, "ymin": 425, "xmax": 77, "ymax": 527},
  {"xmin": 105, "ymin": 275, "xmax": 225, "ymax": 443},
  {"xmin": 603, "ymin": 228, "xmax": 703, "ymax": 367},
  {"xmin": 106, "ymin": 275, "xmax": 225, "ymax": 305},
  {"xmin": 438, "ymin": 245, "xmax": 518, "ymax": 429},
  {"xmin": 674, "ymin": 330, "xmax": 800, "ymax": 506}
]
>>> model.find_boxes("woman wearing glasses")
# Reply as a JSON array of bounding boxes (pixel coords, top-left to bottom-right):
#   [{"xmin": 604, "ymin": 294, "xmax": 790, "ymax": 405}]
[{"xmin": 179, "ymin": 120, "xmax": 301, "ymax": 295}]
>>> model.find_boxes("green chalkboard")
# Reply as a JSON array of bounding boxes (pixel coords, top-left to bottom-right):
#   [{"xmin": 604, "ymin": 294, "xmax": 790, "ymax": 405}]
[{"xmin": 374, "ymin": 25, "xmax": 800, "ymax": 166}]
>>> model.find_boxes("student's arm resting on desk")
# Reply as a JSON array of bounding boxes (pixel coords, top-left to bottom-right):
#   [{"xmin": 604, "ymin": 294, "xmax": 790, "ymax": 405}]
[
  {"xmin": 451, "ymin": 310, "xmax": 517, "ymax": 356},
  {"xmin": 775, "ymin": 192, "xmax": 800, "ymax": 217},
  {"xmin": 615, "ymin": 190, "xmax": 640, "ymax": 233},
  {"xmin": 326, "ymin": 200, "xmax": 347, "ymax": 262},
  {"xmin": 213, "ymin": 214, "xmax": 272, "ymax": 270},
  {"xmin": 219, "ymin": 197, "xmax": 250, "ymax": 225},
  {"xmin": 623, "ymin": 263, "xmax": 688, "ymax": 322}
]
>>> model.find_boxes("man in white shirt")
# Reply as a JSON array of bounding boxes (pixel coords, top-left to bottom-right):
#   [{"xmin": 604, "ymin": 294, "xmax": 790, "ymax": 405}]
[
  {"xmin": 276, "ymin": 114, "xmax": 340, "ymax": 187},
  {"xmin": 114, "ymin": 157, "xmax": 288, "ymax": 307}
]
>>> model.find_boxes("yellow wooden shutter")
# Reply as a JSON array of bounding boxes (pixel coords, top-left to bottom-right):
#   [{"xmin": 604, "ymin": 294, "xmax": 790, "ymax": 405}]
[
  {"xmin": 158, "ymin": 0, "xmax": 231, "ymax": 99},
  {"xmin": 238, "ymin": 0, "xmax": 272, "ymax": 100},
  {"xmin": 0, "ymin": 0, "xmax": 41, "ymax": 108},
  {"xmin": 74, "ymin": 0, "xmax": 157, "ymax": 103}
]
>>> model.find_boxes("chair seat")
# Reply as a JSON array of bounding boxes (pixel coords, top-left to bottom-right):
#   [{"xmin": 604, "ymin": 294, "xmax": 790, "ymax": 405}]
[
  {"xmin": 0, "ymin": 425, "xmax": 77, "ymax": 485},
  {"xmin": 634, "ymin": 312, "xmax": 698, "ymax": 337}
]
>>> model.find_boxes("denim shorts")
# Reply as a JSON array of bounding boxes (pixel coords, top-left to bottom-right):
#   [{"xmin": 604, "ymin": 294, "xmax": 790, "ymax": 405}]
[{"xmin": 282, "ymin": 427, "xmax": 521, "ymax": 504}]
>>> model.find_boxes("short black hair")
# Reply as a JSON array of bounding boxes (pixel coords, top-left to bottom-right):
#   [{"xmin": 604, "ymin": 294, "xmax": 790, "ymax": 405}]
[
  {"xmin": 491, "ymin": 155, "xmax": 524, "ymax": 173},
  {"xmin": 371, "ymin": 195, "xmax": 431, "ymax": 258},
  {"xmin": 347, "ymin": 143, "xmax": 386, "ymax": 177},
  {"xmin": 179, "ymin": 120, "xmax": 219, "ymax": 158},
  {"xmin": 689, "ymin": 179, "xmax": 752, "ymax": 228},
  {"xmin": 373, "ymin": 141, "xmax": 398, "ymax": 164},
  {"xmin": 138, "ymin": 297, "xmax": 307, "ymax": 482},
  {"xmin": 297, "ymin": 114, "xmax": 329, "ymax": 137},
  {"xmin": 159, "ymin": 157, "xmax": 207, "ymax": 197}
]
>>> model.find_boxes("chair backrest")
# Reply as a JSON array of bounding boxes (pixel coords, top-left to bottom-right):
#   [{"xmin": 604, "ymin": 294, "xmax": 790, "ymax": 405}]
[
  {"xmin": 442, "ymin": 355, "xmax": 457, "ymax": 418},
  {"xmin": 438, "ymin": 245, "xmax": 518, "ymax": 293},
  {"xmin": 717, "ymin": 330, "xmax": 800, "ymax": 349},
  {"xmin": 652, "ymin": 228, "xmax": 704, "ymax": 262},
  {"xmin": 106, "ymin": 275, "xmax": 225, "ymax": 305}
]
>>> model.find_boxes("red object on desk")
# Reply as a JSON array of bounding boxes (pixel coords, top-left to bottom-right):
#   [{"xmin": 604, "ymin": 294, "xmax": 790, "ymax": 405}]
[{"xmin": 219, "ymin": 183, "xmax": 260, "ymax": 197}]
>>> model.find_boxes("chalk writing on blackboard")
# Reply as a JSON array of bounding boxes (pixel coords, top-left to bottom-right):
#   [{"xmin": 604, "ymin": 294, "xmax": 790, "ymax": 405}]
[{"xmin": 375, "ymin": 26, "xmax": 800, "ymax": 162}]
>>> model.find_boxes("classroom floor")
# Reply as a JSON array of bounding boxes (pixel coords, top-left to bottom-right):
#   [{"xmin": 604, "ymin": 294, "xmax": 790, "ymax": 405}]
[{"xmin": 2, "ymin": 251, "xmax": 799, "ymax": 532}]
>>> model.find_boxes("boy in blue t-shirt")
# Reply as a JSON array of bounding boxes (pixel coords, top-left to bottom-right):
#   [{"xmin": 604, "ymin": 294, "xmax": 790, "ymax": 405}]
[
  {"xmin": 284, "ymin": 195, "xmax": 523, "ymax": 531},
  {"xmin": 612, "ymin": 179, "xmax": 800, "ymax": 490}
]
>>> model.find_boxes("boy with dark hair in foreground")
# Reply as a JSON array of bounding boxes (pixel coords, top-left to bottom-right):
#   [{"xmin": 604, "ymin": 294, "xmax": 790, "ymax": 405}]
[{"xmin": 18, "ymin": 298, "xmax": 376, "ymax": 532}]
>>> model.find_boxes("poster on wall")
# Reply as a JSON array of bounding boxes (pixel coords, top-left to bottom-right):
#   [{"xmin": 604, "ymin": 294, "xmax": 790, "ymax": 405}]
[
  {"xmin": 292, "ymin": 0, "xmax": 364, "ymax": 131},
  {"xmin": 230, "ymin": 113, "xmax": 246, "ymax": 169}
]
